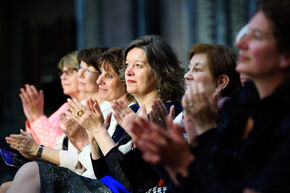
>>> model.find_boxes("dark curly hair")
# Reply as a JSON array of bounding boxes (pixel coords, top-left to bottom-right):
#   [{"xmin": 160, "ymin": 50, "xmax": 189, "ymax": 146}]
[
  {"xmin": 259, "ymin": 0, "xmax": 290, "ymax": 53},
  {"xmin": 77, "ymin": 47, "xmax": 108, "ymax": 71},
  {"xmin": 123, "ymin": 35, "xmax": 185, "ymax": 103}
]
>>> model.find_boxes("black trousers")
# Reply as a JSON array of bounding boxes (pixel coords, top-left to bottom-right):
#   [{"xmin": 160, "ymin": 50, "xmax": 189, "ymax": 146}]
[{"xmin": 0, "ymin": 155, "xmax": 18, "ymax": 184}]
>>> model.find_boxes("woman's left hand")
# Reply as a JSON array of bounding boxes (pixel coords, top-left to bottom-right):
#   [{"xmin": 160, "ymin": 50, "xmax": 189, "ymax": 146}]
[
  {"xmin": 149, "ymin": 98, "xmax": 175, "ymax": 129},
  {"xmin": 112, "ymin": 99, "xmax": 138, "ymax": 133},
  {"xmin": 131, "ymin": 117, "xmax": 194, "ymax": 184},
  {"xmin": 5, "ymin": 129, "xmax": 39, "ymax": 159}
]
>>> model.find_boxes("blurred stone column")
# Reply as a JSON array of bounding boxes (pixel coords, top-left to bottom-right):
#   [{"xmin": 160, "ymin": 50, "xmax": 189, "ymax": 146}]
[
  {"xmin": 102, "ymin": 0, "xmax": 133, "ymax": 47},
  {"xmin": 185, "ymin": 0, "xmax": 197, "ymax": 45},
  {"xmin": 196, "ymin": 0, "xmax": 214, "ymax": 44},
  {"xmin": 247, "ymin": 0, "xmax": 259, "ymax": 19},
  {"xmin": 230, "ymin": 0, "xmax": 247, "ymax": 45},
  {"xmin": 215, "ymin": 0, "xmax": 227, "ymax": 45},
  {"xmin": 160, "ymin": 0, "xmax": 190, "ymax": 68},
  {"xmin": 75, "ymin": 0, "xmax": 103, "ymax": 49}
]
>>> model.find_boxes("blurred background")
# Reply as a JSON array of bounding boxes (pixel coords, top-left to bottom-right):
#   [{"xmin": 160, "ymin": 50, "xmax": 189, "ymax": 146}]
[{"xmin": 0, "ymin": 0, "xmax": 257, "ymax": 149}]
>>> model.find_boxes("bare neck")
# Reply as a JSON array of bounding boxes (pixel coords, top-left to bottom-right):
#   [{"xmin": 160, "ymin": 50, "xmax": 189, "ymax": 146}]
[
  {"xmin": 82, "ymin": 92, "xmax": 104, "ymax": 105},
  {"xmin": 75, "ymin": 92, "xmax": 86, "ymax": 101},
  {"xmin": 109, "ymin": 94, "xmax": 133, "ymax": 106},
  {"xmin": 254, "ymin": 72, "xmax": 287, "ymax": 99},
  {"xmin": 134, "ymin": 90, "xmax": 158, "ymax": 113},
  {"xmin": 69, "ymin": 91, "xmax": 84, "ymax": 101}
]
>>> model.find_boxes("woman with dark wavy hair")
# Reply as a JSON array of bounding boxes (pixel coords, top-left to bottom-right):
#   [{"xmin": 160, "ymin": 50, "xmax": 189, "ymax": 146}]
[
  {"xmin": 5, "ymin": 36, "xmax": 185, "ymax": 193},
  {"xmin": 123, "ymin": 35, "xmax": 184, "ymax": 105}
]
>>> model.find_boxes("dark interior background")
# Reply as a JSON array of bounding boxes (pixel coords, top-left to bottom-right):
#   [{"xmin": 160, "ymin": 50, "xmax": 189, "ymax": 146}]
[{"xmin": 0, "ymin": 0, "xmax": 257, "ymax": 150}]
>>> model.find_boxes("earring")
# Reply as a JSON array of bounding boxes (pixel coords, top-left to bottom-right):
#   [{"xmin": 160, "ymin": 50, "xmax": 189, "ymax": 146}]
[{"xmin": 157, "ymin": 85, "xmax": 161, "ymax": 93}]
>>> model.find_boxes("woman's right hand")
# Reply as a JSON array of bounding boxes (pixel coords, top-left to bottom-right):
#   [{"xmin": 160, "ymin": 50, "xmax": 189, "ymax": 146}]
[
  {"xmin": 19, "ymin": 84, "xmax": 44, "ymax": 122},
  {"xmin": 111, "ymin": 99, "xmax": 139, "ymax": 135},
  {"xmin": 5, "ymin": 129, "xmax": 39, "ymax": 159}
]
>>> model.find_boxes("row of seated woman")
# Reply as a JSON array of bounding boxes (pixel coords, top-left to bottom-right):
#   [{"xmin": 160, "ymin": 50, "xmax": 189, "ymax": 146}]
[
  {"xmin": 1, "ymin": 0, "xmax": 290, "ymax": 192},
  {"xmin": 1, "ymin": 35, "xmax": 185, "ymax": 193},
  {"xmin": 0, "ymin": 34, "xmax": 239, "ymax": 192}
]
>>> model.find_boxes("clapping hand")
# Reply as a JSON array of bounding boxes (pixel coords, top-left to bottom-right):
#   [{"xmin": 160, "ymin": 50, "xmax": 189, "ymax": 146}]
[
  {"xmin": 6, "ymin": 129, "xmax": 39, "ymax": 160},
  {"xmin": 66, "ymin": 98, "xmax": 105, "ymax": 134},
  {"xmin": 182, "ymin": 82, "xmax": 218, "ymax": 135},
  {"xmin": 131, "ymin": 117, "xmax": 194, "ymax": 185},
  {"xmin": 149, "ymin": 98, "xmax": 175, "ymax": 129},
  {"xmin": 112, "ymin": 99, "xmax": 147, "ymax": 137},
  {"xmin": 59, "ymin": 113, "xmax": 89, "ymax": 152},
  {"xmin": 19, "ymin": 84, "xmax": 44, "ymax": 122}
]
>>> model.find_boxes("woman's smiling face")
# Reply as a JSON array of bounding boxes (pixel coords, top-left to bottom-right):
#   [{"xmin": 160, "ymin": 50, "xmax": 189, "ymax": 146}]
[{"xmin": 97, "ymin": 64, "xmax": 126, "ymax": 101}]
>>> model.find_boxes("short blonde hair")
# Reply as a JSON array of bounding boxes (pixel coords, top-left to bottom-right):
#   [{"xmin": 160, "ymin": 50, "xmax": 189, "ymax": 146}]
[{"xmin": 57, "ymin": 50, "xmax": 79, "ymax": 70}]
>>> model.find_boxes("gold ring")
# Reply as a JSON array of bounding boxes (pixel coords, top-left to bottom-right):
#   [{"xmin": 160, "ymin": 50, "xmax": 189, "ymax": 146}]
[{"xmin": 77, "ymin": 110, "xmax": 84, "ymax": 117}]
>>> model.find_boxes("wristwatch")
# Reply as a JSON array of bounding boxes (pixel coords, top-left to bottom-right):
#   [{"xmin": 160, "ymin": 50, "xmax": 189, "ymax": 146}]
[{"xmin": 36, "ymin": 145, "xmax": 44, "ymax": 158}]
